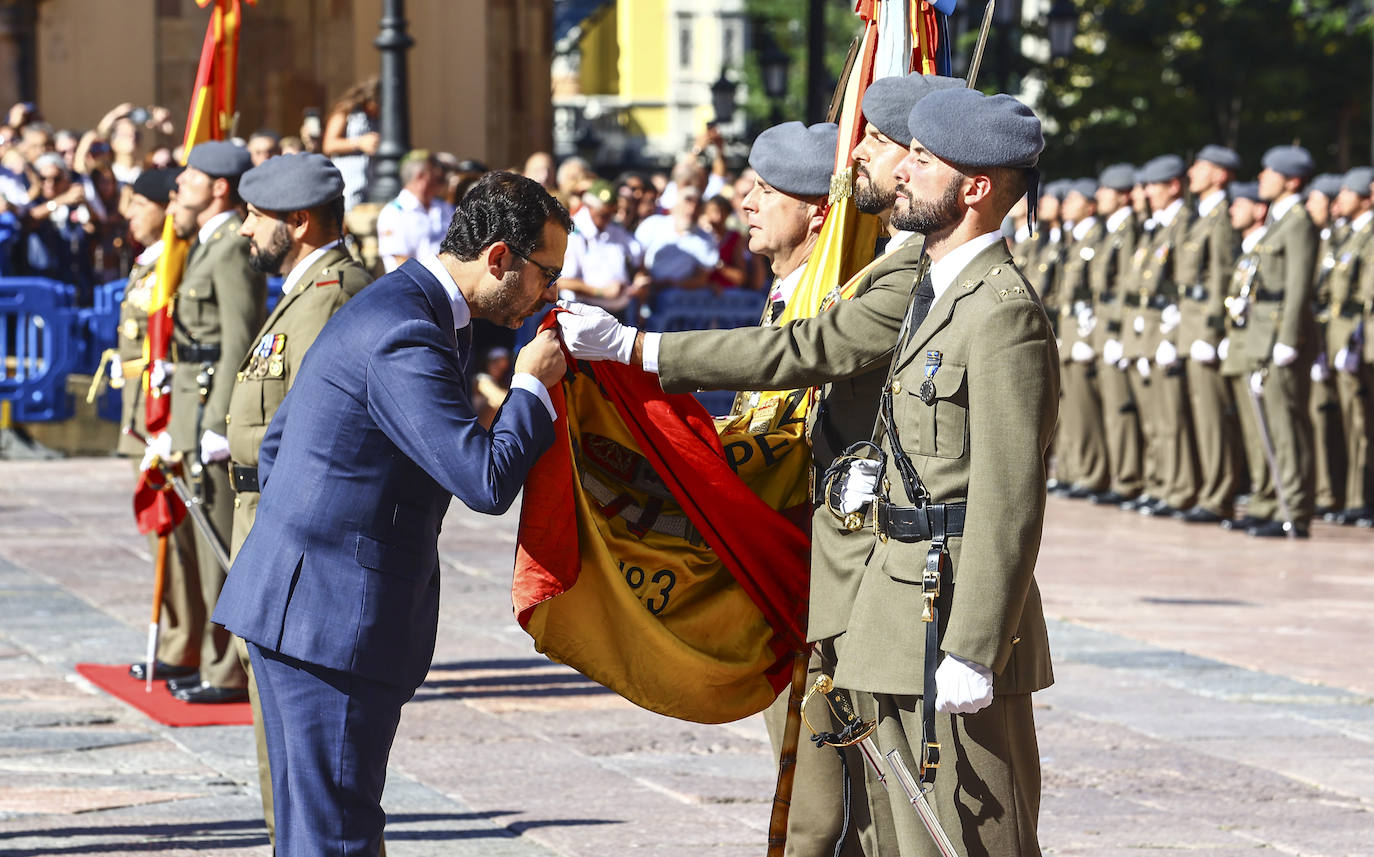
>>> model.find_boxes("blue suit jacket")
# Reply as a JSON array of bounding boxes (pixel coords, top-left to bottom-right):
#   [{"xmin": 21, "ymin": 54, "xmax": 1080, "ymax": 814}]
[{"xmin": 213, "ymin": 259, "xmax": 554, "ymax": 689}]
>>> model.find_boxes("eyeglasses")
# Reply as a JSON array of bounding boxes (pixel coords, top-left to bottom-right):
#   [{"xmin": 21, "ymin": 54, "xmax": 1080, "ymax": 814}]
[{"xmin": 511, "ymin": 246, "xmax": 561, "ymax": 291}]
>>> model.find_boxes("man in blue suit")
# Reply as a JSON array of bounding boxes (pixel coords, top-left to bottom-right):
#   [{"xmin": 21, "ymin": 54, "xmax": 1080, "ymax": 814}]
[{"xmin": 213, "ymin": 171, "xmax": 570, "ymax": 855}]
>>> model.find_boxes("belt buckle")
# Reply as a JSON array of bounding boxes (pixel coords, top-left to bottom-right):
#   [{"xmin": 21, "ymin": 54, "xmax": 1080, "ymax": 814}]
[{"xmin": 874, "ymin": 501, "xmax": 889, "ymax": 543}]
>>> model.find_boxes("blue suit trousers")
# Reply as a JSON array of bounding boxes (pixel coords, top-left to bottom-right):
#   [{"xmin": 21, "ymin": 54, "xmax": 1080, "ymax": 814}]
[{"xmin": 248, "ymin": 643, "xmax": 415, "ymax": 856}]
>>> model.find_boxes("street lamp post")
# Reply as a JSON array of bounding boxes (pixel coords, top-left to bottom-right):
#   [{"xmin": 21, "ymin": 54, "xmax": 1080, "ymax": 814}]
[
  {"xmin": 369, "ymin": 0, "xmax": 414, "ymax": 203},
  {"xmin": 759, "ymin": 38, "xmax": 790, "ymax": 127},
  {"xmin": 711, "ymin": 67, "xmax": 738, "ymax": 126},
  {"xmin": 1047, "ymin": 0, "xmax": 1078, "ymax": 60}
]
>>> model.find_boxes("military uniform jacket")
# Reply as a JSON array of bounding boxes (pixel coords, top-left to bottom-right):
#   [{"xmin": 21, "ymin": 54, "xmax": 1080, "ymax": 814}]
[
  {"xmin": 657, "ymin": 236, "xmax": 927, "ymax": 642},
  {"xmin": 1126, "ymin": 204, "xmax": 1192, "ymax": 357},
  {"xmin": 1174, "ymin": 197, "xmax": 1238, "ymax": 350},
  {"xmin": 116, "ymin": 257, "xmax": 157, "ymax": 457},
  {"xmin": 1057, "ymin": 219, "xmax": 1105, "ymax": 359},
  {"xmin": 1323, "ymin": 219, "xmax": 1374, "ymax": 360},
  {"xmin": 1221, "ymin": 243, "xmax": 1265, "ymax": 377},
  {"xmin": 834, "ymin": 240, "xmax": 1058, "ymax": 697},
  {"xmin": 1089, "ymin": 211, "xmax": 1139, "ymax": 353},
  {"xmin": 1027, "ymin": 230, "xmax": 1065, "ymax": 327},
  {"xmin": 168, "ymin": 213, "xmax": 267, "ymax": 452},
  {"xmin": 1247, "ymin": 199, "xmax": 1318, "ymax": 364}
]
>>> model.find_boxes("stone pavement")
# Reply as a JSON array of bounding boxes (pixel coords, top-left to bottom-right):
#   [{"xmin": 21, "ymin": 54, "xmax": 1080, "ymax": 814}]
[{"xmin": 0, "ymin": 457, "xmax": 1371, "ymax": 856}]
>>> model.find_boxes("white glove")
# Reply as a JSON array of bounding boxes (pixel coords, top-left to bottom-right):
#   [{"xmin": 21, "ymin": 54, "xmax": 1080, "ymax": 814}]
[
  {"xmin": 108, "ymin": 353, "xmax": 123, "ymax": 381},
  {"xmin": 1117, "ymin": 358, "xmax": 1131, "ymax": 370},
  {"xmin": 1102, "ymin": 338, "xmax": 1124, "ymax": 366},
  {"xmin": 1272, "ymin": 341, "xmax": 1298, "ymax": 367},
  {"xmin": 1155, "ymin": 339, "xmax": 1179, "ymax": 368},
  {"xmin": 838, "ymin": 459, "xmax": 880, "ymax": 514},
  {"xmin": 139, "ymin": 431, "xmax": 173, "ymax": 473},
  {"xmin": 149, "ymin": 359, "xmax": 174, "ymax": 393},
  {"xmin": 1190, "ymin": 339, "xmax": 1217, "ymax": 364},
  {"xmin": 1159, "ymin": 303, "xmax": 1182, "ymax": 334},
  {"xmin": 1336, "ymin": 347, "xmax": 1360, "ymax": 374},
  {"xmin": 200, "ymin": 430, "xmax": 230, "ymax": 464},
  {"xmin": 1250, "ymin": 370, "xmax": 1264, "ymax": 396},
  {"xmin": 1137, "ymin": 356, "xmax": 1152, "ymax": 378},
  {"xmin": 1311, "ymin": 352, "xmax": 1330, "ymax": 383},
  {"xmin": 1075, "ymin": 304, "xmax": 1096, "ymax": 337},
  {"xmin": 1217, "ymin": 337, "xmax": 1230, "ymax": 362},
  {"xmin": 1069, "ymin": 340, "xmax": 1095, "ymax": 364},
  {"xmin": 555, "ymin": 300, "xmax": 637, "ymax": 363},
  {"xmin": 934, "ymin": 653, "xmax": 994, "ymax": 715}
]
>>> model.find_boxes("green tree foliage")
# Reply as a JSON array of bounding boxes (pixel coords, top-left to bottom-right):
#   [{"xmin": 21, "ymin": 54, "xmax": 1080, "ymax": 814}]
[
  {"xmin": 741, "ymin": 0, "xmax": 861, "ymax": 129},
  {"xmin": 1036, "ymin": 0, "xmax": 1374, "ymax": 177}
]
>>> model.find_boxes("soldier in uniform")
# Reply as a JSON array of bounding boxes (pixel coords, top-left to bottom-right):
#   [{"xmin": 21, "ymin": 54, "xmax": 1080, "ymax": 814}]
[
  {"xmin": 227, "ymin": 153, "xmax": 373, "ymax": 845},
  {"xmin": 1323, "ymin": 167, "xmax": 1374, "ymax": 525},
  {"xmin": 163, "ymin": 141, "xmax": 266, "ymax": 701},
  {"xmin": 1307, "ymin": 173, "xmax": 1349, "ymax": 517},
  {"xmin": 1174, "ymin": 146, "xmax": 1241, "ymax": 523},
  {"xmin": 1054, "ymin": 178, "xmax": 1110, "ymax": 498},
  {"xmin": 834, "ymin": 87, "xmax": 1056, "ymax": 857},
  {"xmin": 1130, "ymin": 155, "xmax": 1198, "ymax": 517},
  {"xmin": 1219, "ymin": 182, "xmax": 1274, "ymax": 530},
  {"xmin": 1245, "ymin": 146, "xmax": 1320, "ymax": 537},
  {"xmin": 1090, "ymin": 163, "xmax": 1145, "ymax": 505},
  {"xmin": 119, "ymin": 167, "xmax": 204, "ymax": 684},
  {"xmin": 558, "ymin": 72, "xmax": 963, "ymax": 857}
]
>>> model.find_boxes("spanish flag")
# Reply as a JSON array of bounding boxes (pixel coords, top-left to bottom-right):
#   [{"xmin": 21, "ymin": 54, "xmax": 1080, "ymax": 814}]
[
  {"xmin": 515, "ymin": 0, "xmax": 952, "ymax": 723},
  {"xmin": 135, "ymin": 0, "xmax": 248, "ymax": 536}
]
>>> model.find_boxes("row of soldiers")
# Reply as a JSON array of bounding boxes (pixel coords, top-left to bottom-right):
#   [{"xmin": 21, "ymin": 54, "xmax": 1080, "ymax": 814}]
[
  {"xmin": 115, "ymin": 142, "xmax": 371, "ymax": 846},
  {"xmin": 1016, "ymin": 144, "xmax": 1374, "ymax": 537}
]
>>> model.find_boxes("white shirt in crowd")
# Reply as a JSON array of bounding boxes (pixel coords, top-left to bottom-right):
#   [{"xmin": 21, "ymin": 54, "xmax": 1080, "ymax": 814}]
[{"xmin": 377, "ymin": 188, "xmax": 455, "ymax": 273}]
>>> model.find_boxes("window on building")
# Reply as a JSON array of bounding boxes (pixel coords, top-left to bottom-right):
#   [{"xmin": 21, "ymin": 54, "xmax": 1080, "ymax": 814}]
[{"xmin": 678, "ymin": 14, "xmax": 692, "ymax": 71}]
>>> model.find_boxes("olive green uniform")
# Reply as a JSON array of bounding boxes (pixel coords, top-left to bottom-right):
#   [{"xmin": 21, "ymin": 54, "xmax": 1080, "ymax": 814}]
[
  {"xmin": 1055, "ymin": 219, "xmax": 1109, "ymax": 493},
  {"xmin": 837, "ymin": 240, "xmax": 1057, "ymax": 857},
  {"xmin": 658, "ymin": 235, "xmax": 927, "ymax": 857},
  {"xmin": 118, "ymin": 252, "xmax": 203, "ymax": 670},
  {"xmin": 1323, "ymin": 217, "xmax": 1374, "ymax": 513},
  {"xmin": 226, "ymin": 243, "xmax": 371, "ymax": 845},
  {"xmin": 168, "ymin": 213, "xmax": 265, "ymax": 689},
  {"xmin": 1246, "ymin": 197, "xmax": 1320, "ymax": 527},
  {"xmin": 1310, "ymin": 226, "xmax": 1348, "ymax": 511},
  {"xmin": 1091, "ymin": 210, "xmax": 1144, "ymax": 499},
  {"xmin": 1175, "ymin": 193, "xmax": 1240, "ymax": 515}
]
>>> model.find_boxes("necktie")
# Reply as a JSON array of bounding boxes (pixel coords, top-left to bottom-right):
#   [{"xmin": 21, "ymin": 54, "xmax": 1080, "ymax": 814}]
[{"xmin": 897, "ymin": 256, "xmax": 936, "ymax": 356}]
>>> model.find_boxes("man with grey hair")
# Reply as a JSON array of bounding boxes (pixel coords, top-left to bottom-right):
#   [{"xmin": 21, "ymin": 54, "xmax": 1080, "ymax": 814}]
[{"xmin": 376, "ymin": 149, "xmax": 454, "ymax": 272}]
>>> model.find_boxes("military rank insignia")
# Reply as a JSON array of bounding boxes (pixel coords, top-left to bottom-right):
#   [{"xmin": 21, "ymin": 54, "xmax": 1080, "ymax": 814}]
[
  {"xmin": 919, "ymin": 350, "xmax": 941, "ymax": 404},
  {"xmin": 247, "ymin": 332, "xmax": 287, "ymax": 379}
]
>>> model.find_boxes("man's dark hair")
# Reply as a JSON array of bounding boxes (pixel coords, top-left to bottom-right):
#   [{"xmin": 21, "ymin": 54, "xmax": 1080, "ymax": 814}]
[
  {"xmin": 309, "ymin": 196, "xmax": 346, "ymax": 238},
  {"xmin": 440, "ymin": 170, "xmax": 572, "ymax": 261}
]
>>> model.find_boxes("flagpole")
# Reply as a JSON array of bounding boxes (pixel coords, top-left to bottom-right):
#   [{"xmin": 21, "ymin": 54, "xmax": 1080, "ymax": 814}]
[{"xmin": 766, "ymin": 651, "xmax": 812, "ymax": 857}]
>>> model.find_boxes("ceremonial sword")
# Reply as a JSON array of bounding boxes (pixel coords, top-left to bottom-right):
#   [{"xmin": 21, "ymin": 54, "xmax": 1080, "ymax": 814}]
[
  {"xmin": 965, "ymin": 0, "xmax": 996, "ymax": 90},
  {"xmin": 125, "ymin": 425, "xmax": 233, "ymax": 570}
]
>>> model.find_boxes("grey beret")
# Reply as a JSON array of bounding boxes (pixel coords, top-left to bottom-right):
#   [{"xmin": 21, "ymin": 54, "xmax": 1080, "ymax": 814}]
[
  {"xmin": 1195, "ymin": 144, "xmax": 1241, "ymax": 171},
  {"xmin": 908, "ymin": 88, "xmax": 1043, "ymax": 169},
  {"xmin": 1229, "ymin": 181, "xmax": 1261, "ymax": 203},
  {"xmin": 131, "ymin": 166, "xmax": 183, "ymax": 204},
  {"xmin": 1041, "ymin": 178, "xmax": 1070, "ymax": 201},
  {"xmin": 1261, "ymin": 145, "xmax": 1315, "ymax": 179},
  {"xmin": 1066, "ymin": 178, "xmax": 1098, "ymax": 200},
  {"xmin": 748, "ymin": 121, "xmax": 837, "ymax": 198},
  {"xmin": 1097, "ymin": 162, "xmax": 1137, "ymax": 191},
  {"xmin": 861, "ymin": 73, "xmax": 964, "ymax": 144},
  {"xmin": 239, "ymin": 153, "xmax": 345, "ymax": 212},
  {"xmin": 1137, "ymin": 154, "xmax": 1185, "ymax": 184},
  {"xmin": 186, "ymin": 140, "xmax": 253, "ymax": 179},
  {"xmin": 1341, "ymin": 166, "xmax": 1374, "ymax": 196},
  {"xmin": 1308, "ymin": 172, "xmax": 1343, "ymax": 199}
]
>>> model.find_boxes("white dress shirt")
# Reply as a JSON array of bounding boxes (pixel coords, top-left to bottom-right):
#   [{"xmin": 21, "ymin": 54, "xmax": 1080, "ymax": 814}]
[{"xmin": 280, "ymin": 240, "xmax": 342, "ymax": 296}]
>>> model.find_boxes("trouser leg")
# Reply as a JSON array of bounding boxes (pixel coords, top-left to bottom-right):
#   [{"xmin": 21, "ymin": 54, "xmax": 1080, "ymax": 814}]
[
  {"xmin": 192, "ymin": 461, "xmax": 245, "ymax": 689},
  {"xmin": 1156, "ymin": 364, "xmax": 1199, "ymax": 510},
  {"xmin": 1097, "ymin": 362, "xmax": 1143, "ymax": 497},
  {"xmin": 1187, "ymin": 358, "xmax": 1239, "ymax": 516},
  {"xmin": 1261, "ymin": 364, "xmax": 1315, "ymax": 527}
]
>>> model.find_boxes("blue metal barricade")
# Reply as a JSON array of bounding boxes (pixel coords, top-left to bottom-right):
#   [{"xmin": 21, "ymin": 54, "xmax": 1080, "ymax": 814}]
[
  {"xmin": 0, "ymin": 278, "xmax": 80, "ymax": 422},
  {"xmin": 83, "ymin": 279, "xmax": 127, "ymax": 422},
  {"xmin": 647, "ymin": 288, "xmax": 765, "ymax": 333}
]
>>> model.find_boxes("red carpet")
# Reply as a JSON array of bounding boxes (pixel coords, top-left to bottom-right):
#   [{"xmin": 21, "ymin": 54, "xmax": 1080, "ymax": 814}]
[{"xmin": 75, "ymin": 663, "xmax": 252, "ymax": 727}]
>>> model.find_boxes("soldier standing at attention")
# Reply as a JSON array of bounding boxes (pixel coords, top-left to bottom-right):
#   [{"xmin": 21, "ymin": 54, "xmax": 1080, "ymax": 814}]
[
  {"xmin": 1219, "ymin": 182, "xmax": 1274, "ymax": 531},
  {"xmin": 227, "ymin": 153, "xmax": 373, "ymax": 845},
  {"xmin": 834, "ymin": 87, "xmax": 1057, "ymax": 857},
  {"xmin": 1174, "ymin": 146, "xmax": 1241, "ymax": 524},
  {"xmin": 1306, "ymin": 173, "xmax": 1349, "ymax": 518},
  {"xmin": 1132, "ymin": 154, "xmax": 1198, "ymax": 517},
  {"xmin": 1090, "ymin": 163, "xmax": 1145, "ymax": 506},
  {"xmin": 119, "ymin": 167, "xmax": 203, "ymax": 685},
  {"xmin": 163, "ymin": 141, "xmax": 266, "ymax": 702},
  {"xmin": 1054, "ymin": 178, "xmax": 1110, "ymax": 499},
  {"xmin": 1246, "ymin": 146, "xmax": 1319, "ymax": 537},
  {"xmin": 1322, "ymin": 167, "xmax": 1374, "ymax": 525}
]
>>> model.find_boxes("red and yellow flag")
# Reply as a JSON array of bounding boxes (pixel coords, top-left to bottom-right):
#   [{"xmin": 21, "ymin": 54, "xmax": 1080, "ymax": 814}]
[{"xmin": 142, "ymin": 0, "xmax": 249, "ymax": 434}]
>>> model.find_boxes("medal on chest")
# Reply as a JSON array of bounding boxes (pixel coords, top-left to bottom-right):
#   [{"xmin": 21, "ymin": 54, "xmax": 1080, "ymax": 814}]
[{"xmin": 919, "ymin": 350, "xmax": 942, "ymax": 404}]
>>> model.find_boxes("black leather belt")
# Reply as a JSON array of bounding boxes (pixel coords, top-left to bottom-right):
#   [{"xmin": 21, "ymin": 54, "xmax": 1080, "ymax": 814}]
[
  {"xmin": 1182, "ymin": 284, "xmax": 1209, "ymax": 302},
  {"xmin": 1338, "ymin": 299, "xmax": 1363, "ymax": 319},
  {"xmin": 1254, "ymin": 288, "xmax": 1284, "ymax": 303},
  {"xmin": 230, "ymin": 463, "xmax": 259, "ymax": 494},
  {"xmin": 179, "ymin": 343, "xmax": 222, "ymax": 363},
  {"xmin": 874, "ymin": 500, "xmax": 967, "ymax": 542},
  {"xmin": 1106, "ymin": 319, "xmax": 1122, "ymax": 334}
]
